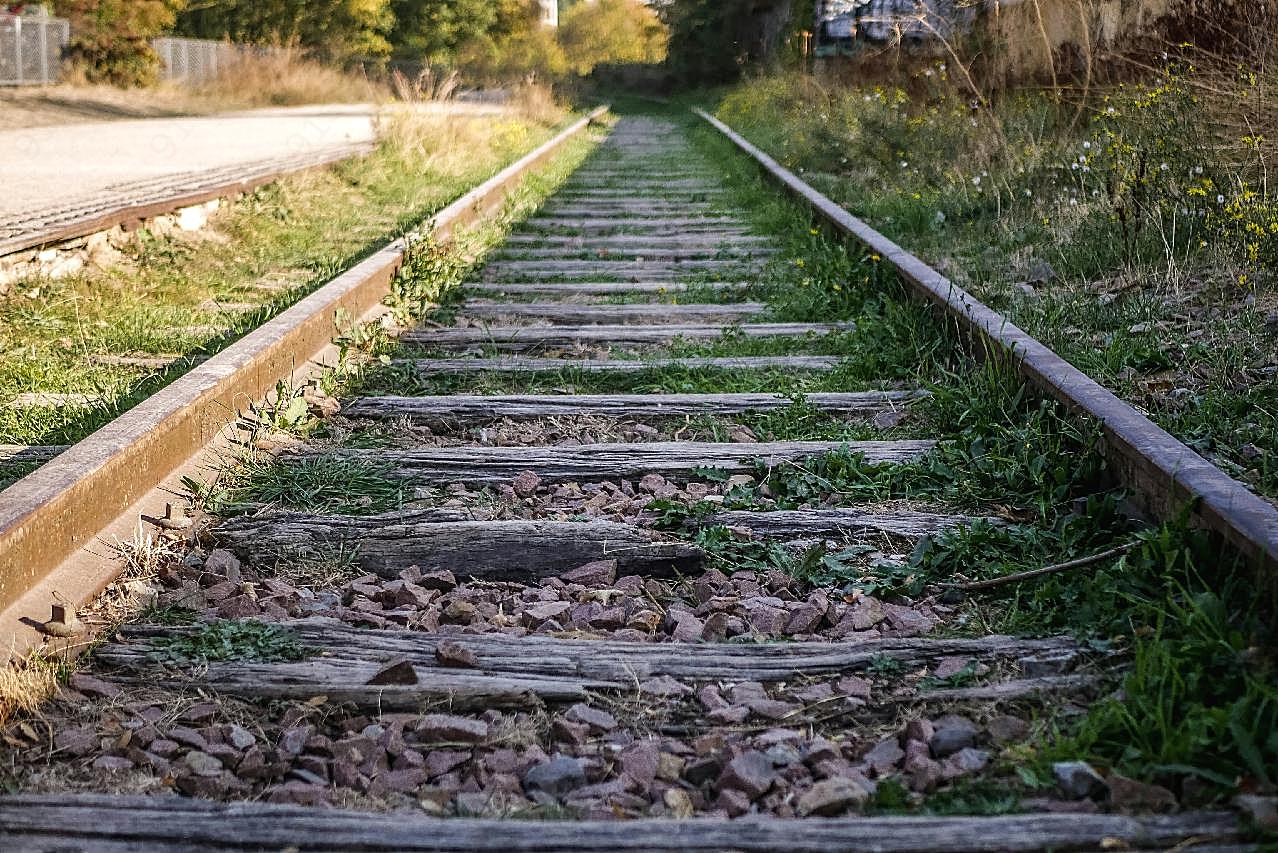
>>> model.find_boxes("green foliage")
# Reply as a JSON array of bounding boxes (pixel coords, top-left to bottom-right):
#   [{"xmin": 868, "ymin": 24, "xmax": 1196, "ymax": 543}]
[
  {"xmin": 688, "ymin": 524, "xmax": 795, "ymax": 575},
  {"xmin": 251, "ymin": 380, "xmax": 318, "ymax": 436},
  {"xmin": 558, "ymin": 0, "xmax": 667, "ymax": 75},
  {"xmin": 1050, "ymin": 524, "xmax": 1278, "ymax": 796},
  {"xmin": 186, "ymin": 454, "xmax": 407, "ymax": 515},
  {"xmin": 866, "ymin": 654, "xmax": 905, "ymax": 677},
  {"xmin": 385, "ymin": 237, "xmax": 469, "ymax": 327},
  {"xmin": 388, "ymin": 0, "xmax": 519, "ymax": 63},
  {"xmin": 923, "ymin": 779, "xmax": 1021, "ymax": 816},
  {"xmin": 54, "ymin": 0, "xmax": 185, "ymax": 86},
  {"xmin": 150, "ymin": 620, "xmax": 312, "ymax": 663},
  {"xmin": 176, "ymin": 0, "xmax": 393, "ymax": 60},
  {"xmin": 659, "ymin": 0, "xmax": 799, "ymax": 84},
  {"xmin": 451, "ymin": 0, "xmax": 566, "ymax": 81}
]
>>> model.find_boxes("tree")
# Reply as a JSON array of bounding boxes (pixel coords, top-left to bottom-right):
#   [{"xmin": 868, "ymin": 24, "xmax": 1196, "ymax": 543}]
[
  {"xmin": 53, "ymin": 0, "xmax": 187, "ymax": 86},
  {"xmin": 387, "ymin": 0, "xmax": 515, "ymax": 64},
  {"xmin": 657, "ymin": 0, "xmax": 796, "ymax": 84},
  {"xmin": 453, "ymin": 0, "xmax": 566, "ymax": 81},
  {"xmin": 175, "ymin": 0, "xmax": 393, "ymax": 61},
  {"xmin": 559, "ymin": 0, "xmax": 668, "ymax": 75}
]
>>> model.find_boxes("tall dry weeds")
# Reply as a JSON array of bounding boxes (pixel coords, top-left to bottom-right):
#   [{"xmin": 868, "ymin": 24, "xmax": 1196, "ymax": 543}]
[{"xmin": 192, "ymin": 49, "xmax": 387, "ymax": 108}]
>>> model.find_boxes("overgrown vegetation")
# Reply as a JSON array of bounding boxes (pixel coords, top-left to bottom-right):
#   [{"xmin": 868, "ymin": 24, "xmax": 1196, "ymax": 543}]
[
  {"xmin": 712, "ymin": 62, "xmax": 1277, "ymax": 506},
  {"xmin": 0, "ymin": 108, "xmax": 563, "ymax": 450},
  {"xmin": 647, "ymin": 103, "xmax": 1275, "ymax": 803}
]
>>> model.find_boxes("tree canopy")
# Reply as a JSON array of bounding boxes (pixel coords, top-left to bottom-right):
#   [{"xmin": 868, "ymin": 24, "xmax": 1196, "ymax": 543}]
[
  {"xmin": 175, "ymin": 0, "xmax": 394, "ymax": 60},
  {"xmin": 559, "ymin": 0, "xmax": 668, "ymax": 75},
  {"xmin": 656, "ymin": 0, "xmax": 798, "ymax": 84},
  {"xmin": 53, "ymin": 0, "xmax": 677, "ymax": 87}
]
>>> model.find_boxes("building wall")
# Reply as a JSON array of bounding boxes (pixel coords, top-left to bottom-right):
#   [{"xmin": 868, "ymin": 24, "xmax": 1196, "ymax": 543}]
[
  {"xmin": 983, "ymin": 0, "xmax": 1176, "ymax": 79},
  {"xmin": 539, "ymin": 0, "xmax": 560, "ymax": 27}
]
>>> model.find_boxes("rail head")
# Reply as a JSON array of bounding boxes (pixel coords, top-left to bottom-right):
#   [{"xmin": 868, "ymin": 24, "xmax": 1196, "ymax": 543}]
[{"xmin": 694, "ymin": 107, "xmax": 1278, "ymax": 573}]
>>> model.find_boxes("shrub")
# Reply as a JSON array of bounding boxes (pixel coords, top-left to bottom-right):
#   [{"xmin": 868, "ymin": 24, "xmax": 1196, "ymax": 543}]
[{"xmin": 54, "ymin": 0, "xmax": 183, "ymax": 87}]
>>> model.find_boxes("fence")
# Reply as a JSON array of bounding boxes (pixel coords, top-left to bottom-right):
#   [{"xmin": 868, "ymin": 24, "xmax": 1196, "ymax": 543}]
[
  {"xmin": 0, "ymin": 13, "xmax": 69, "ymax": 86},
  {"xmin": 152, "ymin": 37, "xmax": 289, "ymax": 84}
]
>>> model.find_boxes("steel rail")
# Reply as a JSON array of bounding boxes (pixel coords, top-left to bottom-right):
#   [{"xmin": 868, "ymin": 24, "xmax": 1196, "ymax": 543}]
[
  {"xmin": 696, "ymin": 108, "xmax": 1278, "ymax": 573},
  {"xmin": 0, "ymin": 107, "xmax": 607, "ymax": 657}
]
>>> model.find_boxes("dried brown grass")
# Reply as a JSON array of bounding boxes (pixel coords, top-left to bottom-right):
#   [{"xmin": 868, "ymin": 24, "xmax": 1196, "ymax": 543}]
[
  {"xmin": 192, "ymin": 49, "xmax": 387, "ymax": 108},
  {"xmin": 0, "ymin": 658, "xmax": 60, "ymax": 727}
]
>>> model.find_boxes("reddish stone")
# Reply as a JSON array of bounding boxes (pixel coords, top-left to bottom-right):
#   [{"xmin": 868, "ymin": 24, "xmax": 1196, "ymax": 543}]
[{"xmin": 717, "ymin": 751, "xmax": 776, "ymax": 800}]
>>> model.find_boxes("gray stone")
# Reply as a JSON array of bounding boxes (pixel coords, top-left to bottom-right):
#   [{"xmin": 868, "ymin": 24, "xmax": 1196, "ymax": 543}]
[
  {"xmin": 904, "ymin": 719, "xmax": 934, "ymax": 744},
  {"xmin": 1053, "ymin": 761, "xmax": 1108, "ymax": 800},
  {"xmin": 671, "ymin": 613, "xmax": 705, "ymax": 642},
  {"xmin": 419, "ymin": 570, "xmax": 457, "ymax": 592},
  {"xmin": 1107, "ymin": 774, "xmax": 1177, "ymax": 813},
  {"xmin": 54, "ymin": 726, "xmax": 99, "ymax": 756},
  {"xmin": 684, "ymin": 756, "xmax": 723, "ymax": 786},
  {"xmin": 929, "ymin": 716, "xmax": 979, "ymax": 757},
  {"xmin": 836, "ymin": 675, "xmax": 871, "ymax": 701},
  {"xmin": 203, "ymin": 549, "xmax": 242, "ymax": 579},
  {"xmin": 424, "ymin": 750, "xmax": 470, "ymax": 778},
  {"xmin": 862, "ymin": 738, "xmax": 905, "ymax": 774},
  {"xmin": 796, "ymin": 777, "xmax": 871, "ymax": 816},
  {"xmin": 718, "ymin": 787, "xmax": 751, "ymax": 816},
  {"xmin": 182, "ymin": 751, "xmax": 224, "ymax": 778},
  {"xmin": 564, "ymin": 703, "xmax": 617, "ymax": 732},
  {"xmin": 91, "ymin": 755, "xmax": 135, "ymax": 772},
  {"xmin": 617, "ymin": 741, "xmax": 660, "ymax": 788},
  {"xmin": 522, "ymin": 756, "xmax": 587, "ymax": 798},
  {"xmin": 512, "ymin": 471, "xmax": 541, "ymax": 497},
  {"xmin": 560, "ymin": 560, "xmax": 617, "ymax": 586},
  {"xmin": 278, "ymin": 725, "xmax": 312, "ymax": 756},
  {"xmin": 717, "ymin": 751, "xmax": 777, "ymax": 800},
  {"xmin": 226, "ymin": 725, "xmax": 256, "ymax": 750},
  {"xmin": 419, "ymin": 714, "xmax": 488, "ymax": 743},
  {"xmin": 941, "ymin": 747, "xmax": 990, "ymax": 779},
  {"xmin": 68, "ymin": 674, "xmax": 120, "ymax": 699}
]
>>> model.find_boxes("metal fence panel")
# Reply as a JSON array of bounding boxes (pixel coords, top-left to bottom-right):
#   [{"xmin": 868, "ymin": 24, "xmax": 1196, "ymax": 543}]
[
  {"xmin": 152, "ymin": 37, "xmax": 284, "ymax": 84},
  {"xmin": 0, "ymin": 15, "xmax": 69, "ymax": 86}
]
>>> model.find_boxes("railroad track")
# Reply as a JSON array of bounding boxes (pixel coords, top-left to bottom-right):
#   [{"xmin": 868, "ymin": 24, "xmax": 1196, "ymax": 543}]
[{"xmin": 0, "ymin": 114, "xmax": 1267, "ymax": 849}]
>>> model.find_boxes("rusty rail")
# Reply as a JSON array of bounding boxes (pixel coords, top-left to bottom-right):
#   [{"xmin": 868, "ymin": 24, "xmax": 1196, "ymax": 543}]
[
  {"xmin": 0, "ymin": 107, "xmax": 607, "ymax": 655},
  {"xmin": 696, "ymin": 108, "xmax": 1278, "ymax": 573}
]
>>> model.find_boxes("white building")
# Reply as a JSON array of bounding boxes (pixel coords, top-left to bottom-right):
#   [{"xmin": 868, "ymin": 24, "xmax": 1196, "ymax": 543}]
[{"xmin": 538, "ymin": 0, "xmax": 559, "ymax": 27}]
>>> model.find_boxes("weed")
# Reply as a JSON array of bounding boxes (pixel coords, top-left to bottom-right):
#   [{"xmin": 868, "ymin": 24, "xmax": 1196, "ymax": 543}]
[
  {"xmin": 919, "ymin": 662, "xmax": 981, "ymax": 691},
  {"xmin": 150, "ymin": 620, "xmax": 312, "ymax": 664},
  {"xmin": 138, "ymin": 604, "xmax": 200, "ymax": 626},
  {"xmin": 924, "ymin": 779, "xmax": 1021, "ymax": 816},
  {"xmin": 867, "ymin": 654, "xmax": 906, "ymax": 677},
  {"xmin": 186, "ymin": 454, "xmax": 406, "ymax": 516}
]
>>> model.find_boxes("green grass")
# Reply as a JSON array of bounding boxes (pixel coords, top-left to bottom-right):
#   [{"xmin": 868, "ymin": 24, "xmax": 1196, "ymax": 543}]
[
  {"xmin": 705, "ymin": 73, "xmax": 1278, "ymax": 505},
  {"xmin": 0, "ymin": 110, "xmax": 567, "ymax": 451},
  {"xmin": 187, "ymin": 454, "xmax": 408, "ymax": 517}
]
